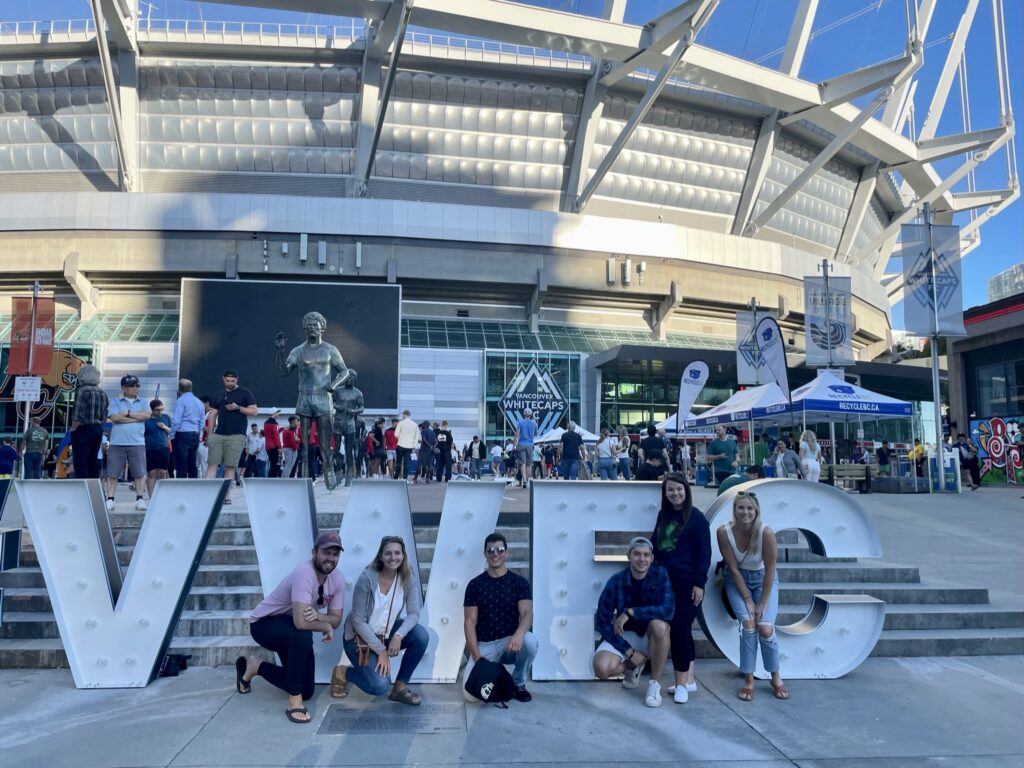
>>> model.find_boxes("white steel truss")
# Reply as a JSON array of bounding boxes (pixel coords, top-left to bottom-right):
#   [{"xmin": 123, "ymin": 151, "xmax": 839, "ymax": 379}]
[{"xmin": 88, "ymin": 0, "xmax": 135, "ymax": 191}]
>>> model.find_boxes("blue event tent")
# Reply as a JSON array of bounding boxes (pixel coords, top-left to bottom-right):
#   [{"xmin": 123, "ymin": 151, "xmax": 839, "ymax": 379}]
[{"xmin": 751, "ymin": 372, "xmax": 912, "ymax": 422}]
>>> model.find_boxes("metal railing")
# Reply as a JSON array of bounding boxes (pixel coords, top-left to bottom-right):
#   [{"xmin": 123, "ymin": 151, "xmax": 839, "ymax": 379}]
[{"xmin": 138, "ymin": 18, "xmax": 366, "ymax": 46}]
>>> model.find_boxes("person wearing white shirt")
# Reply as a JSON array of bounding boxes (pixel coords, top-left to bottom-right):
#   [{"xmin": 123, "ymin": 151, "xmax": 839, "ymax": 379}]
[{"xmin": 393, "ymin": 410, "xmax": 419, "ymax": 480}]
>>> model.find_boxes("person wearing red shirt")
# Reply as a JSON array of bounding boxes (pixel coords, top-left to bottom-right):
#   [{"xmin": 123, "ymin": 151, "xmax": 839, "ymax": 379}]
[
  {"xmin": 385, "ymin": 418, "xmax": 399, "ymax": 478},
  {"xmin": 264, "ymin": 411, "xmax": 283, "ymax": 477},
  {"xmin": 282, "ymin": 416, "xmax": 300, "ymax": 478}
]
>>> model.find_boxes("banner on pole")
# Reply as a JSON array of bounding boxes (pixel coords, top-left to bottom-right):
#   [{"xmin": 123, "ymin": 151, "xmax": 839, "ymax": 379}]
[
  {"xmin": 7, "ymin": 296, "xmax": 55, "ymax": 376},
  {"xmin": 754, "ymin": 316, "xmax": 790, "ymax": 399},
  {"xmin": 803, "ymin": 276, "xmax": 854, "ymax": 366},
  {"xmin": 676, "ymin": 361, "xmax": 709, "ymax": 435},
  {"xmin": 736, "ymin": 310, "xmax": 768, "ymax": 385},
  {"xmin": 900, "ymin": 223, "xmax": 966, "ymax": 336}
]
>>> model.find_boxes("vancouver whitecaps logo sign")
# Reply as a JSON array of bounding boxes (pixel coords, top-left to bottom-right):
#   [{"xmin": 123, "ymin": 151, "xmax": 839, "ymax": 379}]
[
  {"xmin": 908, "ymin": 250, "xmax": 960, "ymax": 311},
  {"xmin": 499, "ymin": 362, "xmax": 568, "ymax": 434}
]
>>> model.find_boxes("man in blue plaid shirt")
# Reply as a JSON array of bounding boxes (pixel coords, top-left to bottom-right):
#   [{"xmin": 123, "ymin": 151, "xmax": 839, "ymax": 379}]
[{"xmin": 593, "ymin": 536, "xmax": 674, "ymax": 708}]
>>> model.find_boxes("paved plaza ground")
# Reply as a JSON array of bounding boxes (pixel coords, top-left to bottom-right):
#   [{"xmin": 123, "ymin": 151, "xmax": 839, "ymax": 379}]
[{"xmin": 1, "ymin": 483, "xmax": 1021, "ymax": 767}]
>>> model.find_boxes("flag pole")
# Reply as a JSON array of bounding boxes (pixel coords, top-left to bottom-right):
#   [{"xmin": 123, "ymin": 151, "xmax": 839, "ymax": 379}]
[{"xmin": 924, "ymin": 203, "xmax": 946, "ymax": 491}]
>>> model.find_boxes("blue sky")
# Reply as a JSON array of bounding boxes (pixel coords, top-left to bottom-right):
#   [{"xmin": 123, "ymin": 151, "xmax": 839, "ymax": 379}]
[{"xmin": 5, "ymin": 0, "xmax": 1022, "ymax": 311}]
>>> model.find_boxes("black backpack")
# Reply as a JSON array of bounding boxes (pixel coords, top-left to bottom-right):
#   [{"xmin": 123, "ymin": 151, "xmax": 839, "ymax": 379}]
[{"xmin": 464, "ymin": 659, "xmax": 515, "ymax": 707}]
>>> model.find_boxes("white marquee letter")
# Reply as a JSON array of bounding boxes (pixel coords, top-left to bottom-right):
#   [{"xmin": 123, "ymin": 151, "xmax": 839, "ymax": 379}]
[{"xmin": 17, "ymin": 479, "xmax": 227, "ymax": 688}]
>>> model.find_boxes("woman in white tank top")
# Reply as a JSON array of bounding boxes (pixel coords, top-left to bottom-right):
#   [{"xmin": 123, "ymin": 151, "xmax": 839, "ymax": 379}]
[
  {"xmin": 716, "ymin": 490, "xmax": 788, "ymax": 702},
  {"xmin": 799, "ymin": 430, "xmax": 822, "ymax": 483}
]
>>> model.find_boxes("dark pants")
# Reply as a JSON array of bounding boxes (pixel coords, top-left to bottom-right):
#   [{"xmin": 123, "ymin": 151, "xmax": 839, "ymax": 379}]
[
  {"xmin": 395, "ymin": 446, "xmax": 412, "ymax": 478},
  {"xmin": 24, "ymin": 451, "xmax": 43, "ymax": 479},
  {"xmin": 71, "ymin": 423, "xmax": 104, "ymax": 479},
  {"xmin": 435, "ymin": 453, "xmax": 452, "ymax": 482},
  {"xmin": 714, "ymin": 470, "xmax": 731, "ymax": 485},
  {"xmin": 963, "ymin": 455, "xmax": 981, "ymax": 486},
  {"xmin": 667, "ymin": 573, "xmax": 700, "ymax": 672},
  {"xmin": 267, "ymin": 448, "xmax": 281, "ymax": 477},
  {"xmin": 171, "ymin": 431, "xmax": 200, "ymax": 479},
  {"xmin": 342, "ymin": 624, "xmax": 429, "ymax": 694},
  {"xmin": 250, "ymin": 614, "xmax": 315, "ymax": 700}
]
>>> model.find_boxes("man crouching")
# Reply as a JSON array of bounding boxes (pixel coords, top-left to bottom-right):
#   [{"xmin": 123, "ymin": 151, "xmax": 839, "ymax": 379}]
[{"xmin": 593, "ymin": 536, "xmax": 674, "ymax": 707}]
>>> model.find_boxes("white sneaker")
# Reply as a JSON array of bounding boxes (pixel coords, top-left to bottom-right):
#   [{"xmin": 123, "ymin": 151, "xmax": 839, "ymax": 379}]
[
  {"xmin": 105, "ymin": 498, "xmax": 115, "ymax": 512},
  {"xmin": 645, "ymin": 680, "xmax": 662, "ymax": 707},
  {"xmin": 622, "ymin": 665, "xmax": 642, "ymax": 689},
  {"xmin": 685, "ymin": 681, "xmax": 698, "ymax": 693},
  {"xmin": 134, "ymin": 498, "xmax": 148, "ymax": 511},
  {"xmin": 673, "ymin": 685, "xmax": 689, "ymax": 704}
]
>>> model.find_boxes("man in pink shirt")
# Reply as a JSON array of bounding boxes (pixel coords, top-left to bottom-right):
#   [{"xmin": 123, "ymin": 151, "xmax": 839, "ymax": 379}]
[{"xmin": 236, "ymin": 532, "xmax": 345, "ymax": 724}]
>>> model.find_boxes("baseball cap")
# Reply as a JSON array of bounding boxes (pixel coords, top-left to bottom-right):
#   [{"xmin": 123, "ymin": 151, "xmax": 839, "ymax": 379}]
[
  {"xmin": 523, "ymin": 407, "xmax": 533, "ymax": 416},
  {"xmin": 121, "ymin": 375, "xmax": 140, "ymax": 387},
  {"xmin": 314, "ymin": 532, "xmax": 343, "ymax": 551},
  {"xmin": 628, "ymin": 536, "xmax": 654, "ymax": 553}
]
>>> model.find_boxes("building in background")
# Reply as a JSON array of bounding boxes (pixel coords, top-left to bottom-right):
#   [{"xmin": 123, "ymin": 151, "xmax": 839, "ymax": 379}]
[{"xmin": 987, "ymin": 264, "xmax": 1024, "ymax": 303}]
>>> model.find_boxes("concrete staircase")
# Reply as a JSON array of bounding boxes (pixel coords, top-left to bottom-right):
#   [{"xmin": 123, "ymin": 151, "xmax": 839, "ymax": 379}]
[{"xmin": 2, "ymin": 512, "xmax": 1023, "ymax": 668}]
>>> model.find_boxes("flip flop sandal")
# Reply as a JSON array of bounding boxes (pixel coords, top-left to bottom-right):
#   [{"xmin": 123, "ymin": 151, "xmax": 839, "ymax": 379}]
[
  {"xmin": 330, "ymin": 666, "xmax": 348, "ymax": 698},
  {"xmin": 389, "ymin": 685, "xmax": 421, "ymax": 706},
  {"xmin": 235, "ymin": 657, "xmax": 251, "ymax": 694},
  {"xmin": 737, "ymin": 686, "xmax": 754, "ymax": 702},
  {"xmin": 771, "ymin": 683, "xmax": 790, "ymax": 700},
  {"xmin": 286, "ymin": 707, "xmax": 311, "ymax": 724}
]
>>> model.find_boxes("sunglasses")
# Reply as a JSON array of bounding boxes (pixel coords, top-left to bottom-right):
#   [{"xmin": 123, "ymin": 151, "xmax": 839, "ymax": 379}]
[
  {"xmin": 735, "ymin": 490, "xmax": 758, "ymax": 499},
  {"xmin": 316, "ymin": 584, "xmax": 325, "ymax": 609},
  {"xmin": 381, "ymin": 536, "xmax": 405, "ymax": 545},
  {"xmin": 485, "ymin": 546, "xmax": 507, "ymax": 555}
]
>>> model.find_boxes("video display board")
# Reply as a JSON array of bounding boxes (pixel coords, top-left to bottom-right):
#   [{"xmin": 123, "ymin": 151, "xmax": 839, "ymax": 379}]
[{"xmin": 179, "ymin": 279, "xmax": 399, "ymax": 411}]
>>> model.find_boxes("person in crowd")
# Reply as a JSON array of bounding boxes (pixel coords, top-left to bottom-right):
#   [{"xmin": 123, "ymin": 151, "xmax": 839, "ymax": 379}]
[
  {"xmin": 43, "ymin": 444, "xmax": 58, "ymax": 478},
  {"xmin": 69, "ymin": 364, "xmax": 108, "ymax": 480},
  {"xmin": 875, "ymin": 440, "xmax": 892, "ymax": 476},
  {"xmin": 615, "ymin": 426, "xmax": 632, "ymax": 480},
  {"xmin": 144, "ymin": 399, "xmax": 172, "ymax": 498},
  {"xmin": 636, "ymin": 451, "xmax": 668, "ymax": 481},
  {"xmin": 168, "ymin": 378, "xmax": 204, "ymax": 479},
  {"xmin": 513, "ymin": 408, "xmax": 537, "ymax": 488},
  {"xmin": 799, "ymin": 430, "xmax": 822, "ymax": 483},
  {"xmin": 394, "ymin": 410, "xmax": 418, "ymax": 480},
  {"xmin": 504, "ymin": 438, "xmax": 517, "ymax": 479},
  {"xmin": 717, "ymin": 464, "xmax": 763, "ymax": 495},
  {"xmin": 435, "ymin": 420, "xmax": 455, "ymax": 482},
  {"xmin": 21, "ymin": 416, "xmax": 49, "ymax": 480},
  {"xmin": 464, "ymin": 532, "xmax": 537, "ymax": 702},
  {"xmin": 263, "ymin": 411, "xmax": 283, "ymax": 477},
  {"xmin": 639, "ymin": 425, "xmax": 669, "ymax": 468},
  {"xmin": 707, "ymin": 424, "xmax": 737, "ymax": 486},
  {"xmin": 245, "ymin": 423, "xmax": 264, "ymax": 478},
  {"xmin": 196, "ymin": 396, "xmax": 213, "ymax": 478},
  {"xmin": 490, "ymin": 441, "xmax": 503, "ymax": 477},
  {"xmin": 255, "ymin": 430, "xmax": 270, "ymax": 477},
  {"xmin": 531, "ymin": 442, "xmax": 544, "ymax": 479},
  {"xmin": 717, "ymin": 490, "xmax": 788, "ymax": 702},
  {"xmin": 593, "ymin": 536, "xmax": 674, "ymax": 707},
  {"xmin": 467, "ymin": 435, "xmax": 486, "ymax": 480},
  {"xmin": 331, "ymin": 536, "xmax": 427, "ymax": 705},
  {"xmin": 384, "ymin": 418, "xmax": 399, "ymax": 477},
  {"xmin": 772, "ymin": 439, "xmax": 802, "ymax": 479},
  {"xmin": 956, "ymin": 433, "xmax": 981, "ymax": 490},
  {"xmin": 596, "ymin": 428, "xmax": 618, "ymax": 480},
  {"xmin": 205, "ymin": 370, "xmax": 258, "ymax": 503},
  {"xmin": 414, "ymin": 420, "xmax": 436, "ymax": 484},
  {"xmin": 909, "ymin": 438, "xmax": 926, "ymax": 477},
  {"xmin": 652, "ymin": 472, "xmax": 710, "ymax": 704},
  {"xmin": 559, "ymin": 421, "xmax": 586, "ymax": 480},
  {"xmin": 543, "ymin": 442, "xmax": 557, "ymax": 479},
  {"xmin": 105, "ymin": 375, "xmax": 151, "ymax": 512},
  {"xmin": 0, "ymin": 437, "xmax": 18, "ymax": 477},
  {"xmin": 753, "ymin": 433, "xmax": 772, "ymax": 469},
  {"xmin": 282, "ymin": 416, "xmax": 300, "ymax": 479},
  {"xmin": 237, "ymin": 532, "xmax": 345, "ymax": 723}
]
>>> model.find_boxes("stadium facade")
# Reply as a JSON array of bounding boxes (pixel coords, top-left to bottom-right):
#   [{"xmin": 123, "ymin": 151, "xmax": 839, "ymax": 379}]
[{"xmin": 0, "ymin": 0, "xmax": 1017, "ymax": 446}]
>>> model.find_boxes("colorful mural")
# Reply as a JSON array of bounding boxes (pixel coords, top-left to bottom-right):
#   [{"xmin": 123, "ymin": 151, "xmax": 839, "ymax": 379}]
[
  {"xmin": 0, "ymin": 345, "xmax": 93, "ymax": 436},
  {"xmin": 969, "ymin": 416, "xmax": 1024, "ymax": 485}
]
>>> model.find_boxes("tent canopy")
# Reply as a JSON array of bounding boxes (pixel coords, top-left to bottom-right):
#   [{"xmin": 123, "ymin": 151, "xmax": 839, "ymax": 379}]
[
  {"xmin": 752, "ymin": 372, "xmax": 912, "ymax": 421},
  {"xmin": 685, "ymin": 383, "xmax": 788, "ymax": 429},
  {"xmin": 656, "ymin": 412, "xmax": 713, "ymax": 437},
  {"xmin": 535, "ymin": 426, "xmax": 600, "ymax": 444}
]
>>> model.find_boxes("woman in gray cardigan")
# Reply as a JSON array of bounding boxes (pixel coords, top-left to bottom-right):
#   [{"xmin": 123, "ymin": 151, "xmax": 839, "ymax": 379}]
[{"xmin": 330, "ymin": 535, "xmax": 427, "ymax": 705}]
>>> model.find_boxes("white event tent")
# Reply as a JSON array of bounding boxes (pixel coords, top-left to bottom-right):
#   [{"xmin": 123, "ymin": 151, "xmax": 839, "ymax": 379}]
[
  {"xmin": 684, "ymin": 383, "xmax": 789, "ymax": 429},
  {"xmin": 535, "ymin": 425, "xmax": 601, "ymax": 444},
  {"xmin": 656, "ymin": 412, "xmax": 713, "ymax": 437}
]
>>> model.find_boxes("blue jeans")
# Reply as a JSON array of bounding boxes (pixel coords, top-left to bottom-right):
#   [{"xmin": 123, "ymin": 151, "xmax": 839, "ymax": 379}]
[
  {"xmin": 598, "ymin": 456, "xmax": 616, "ymax": 480},
  {"xmin": 559, "ymin": 459, "xmax": 579, "ymax": 480},
  {"xmin": 724, "ymin": 567, "xmax": 780, "ymax": 674},
  {"xmin": 343, "ymin": 624, "xmax": 429, "ymax": 695},
  {"xmin": 477, "ymin": 631, "xmax": 538, "ymax": 687},
  {"xmin": 617, "ymin": 456, "xmax": 631, "ymax": 480},
  {"xmin": 24, "ymin": 451, "xmax": 43, "ymax": 479},
  {"xmin": 469, "ymin": 457, "xmax": 482, "ymax": 479},
  {"xmin": 171, "ymin": 431, "xmax": 200, "ymax": 479}
]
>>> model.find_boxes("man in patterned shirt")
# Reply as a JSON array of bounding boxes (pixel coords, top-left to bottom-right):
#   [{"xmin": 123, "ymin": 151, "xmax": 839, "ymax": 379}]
[
  {"xmin": 463, "ymin": 532, "xmax": 538, "ymax": 702},
  {"xmin": 69, "ymin": 364, "xmax": 108, "ymax": 480}
]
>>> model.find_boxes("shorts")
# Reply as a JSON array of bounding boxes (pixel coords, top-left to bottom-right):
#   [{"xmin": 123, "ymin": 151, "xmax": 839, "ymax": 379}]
[
  {"xmin": 386, "ymin": 449, "xmax": 396, "ymax": 462},
  {"xmin": 146, "ymin": 448, "xmax": 170, "ymax": 472},
  {"xmin": 594, "ymin": 630, "xmax": 648, "ymax": 660},
  {"xmin": 207, "ymin": 433, "xmax": 246, "ymax": 468},
  {"xmin": 106, "ymin": 444, "xmax": 146, "ymax": 480},
  {"xmin": 294, "ymin": 391, "xmax": 333, "ymax": 418},
  {"xmin": 517, "ymin": 446, "xmax": 533, "ymax": 467}
]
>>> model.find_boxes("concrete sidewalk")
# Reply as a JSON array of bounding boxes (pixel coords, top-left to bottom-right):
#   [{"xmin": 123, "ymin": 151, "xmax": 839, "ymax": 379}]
[{"xmin": 1, "ymin": 656, "xmax": 1022, "ymax": 767}]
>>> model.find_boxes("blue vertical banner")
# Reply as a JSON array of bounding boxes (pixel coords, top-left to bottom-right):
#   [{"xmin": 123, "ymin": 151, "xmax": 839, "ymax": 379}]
[
  {"xmin": 676, "ymin": 362, "xmax": 709, "ymax": 437},
  {"xmin": 754, "ymin": 316, "xmax": 790, "ymax": 399},
  {"xmin": 803, "ymin": 276, "xmax": 854, "ymax": 366},
  {"xmin": 900, "ymin": 223, "xmax": 967, "ymax": 336}
]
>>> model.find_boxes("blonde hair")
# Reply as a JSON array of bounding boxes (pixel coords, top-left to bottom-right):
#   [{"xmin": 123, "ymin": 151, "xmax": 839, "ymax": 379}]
[
  {"xmin": 730, "ymin": 492, "xmax": 763, "ymax": 558},
  {"xmin": 800, "ymin": 430, "xmax": 818, "ymax": 452}
]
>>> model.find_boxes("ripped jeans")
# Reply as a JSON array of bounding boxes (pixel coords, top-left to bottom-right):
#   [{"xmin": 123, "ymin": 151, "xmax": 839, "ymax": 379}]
[{"xmin": 723, "ymin": 567, "xmax": 780, "ymax": 674}]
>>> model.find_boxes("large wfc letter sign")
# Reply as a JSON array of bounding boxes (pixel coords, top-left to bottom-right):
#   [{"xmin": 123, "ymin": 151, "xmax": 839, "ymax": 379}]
[
  {"xmin": 245, "ymin": 479, "xmax": 503, "ymax": 683},
  {"xmin": 17, "ymin": 479, "xmax": 227, "ymax": 688},
  {"xmin": 699, "ymin": 479, "xmax": 885, "ymax": 679}
]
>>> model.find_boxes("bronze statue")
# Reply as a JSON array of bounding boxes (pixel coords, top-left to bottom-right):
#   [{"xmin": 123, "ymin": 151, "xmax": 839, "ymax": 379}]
[
  {"xmin": 331, "ymin": 371, "xmax": 364, "ymax": 487},
  {"xmin": 275, "ymin": 311, "xmax": 349, "ymax": 490}
]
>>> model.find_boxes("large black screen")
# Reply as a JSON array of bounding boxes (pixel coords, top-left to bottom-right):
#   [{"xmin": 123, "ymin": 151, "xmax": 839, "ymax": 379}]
[{"xmin": 179, "ymin": 279, "xmax": 400, "ymax": 411}]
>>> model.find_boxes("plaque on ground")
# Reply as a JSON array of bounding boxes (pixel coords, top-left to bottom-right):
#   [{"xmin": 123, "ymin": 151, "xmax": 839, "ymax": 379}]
[{"xmin": 318, "ymin": 703, "xmax": 466, "ymax": 735}]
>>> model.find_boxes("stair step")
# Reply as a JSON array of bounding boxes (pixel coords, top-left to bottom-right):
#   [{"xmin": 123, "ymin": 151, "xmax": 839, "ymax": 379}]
[
  {"xmin": 777, "ymin": 603, "xmax": 1024, "ymax": 631},
  {"xmin": 771, "ymin": 583, "xmax": 990, "ymax": 605}
]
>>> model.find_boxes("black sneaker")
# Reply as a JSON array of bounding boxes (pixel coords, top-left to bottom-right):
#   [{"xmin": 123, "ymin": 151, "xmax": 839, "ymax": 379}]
[{"xmin": 513, "ymin": 686, "xmax": 532, "ymax": 702}]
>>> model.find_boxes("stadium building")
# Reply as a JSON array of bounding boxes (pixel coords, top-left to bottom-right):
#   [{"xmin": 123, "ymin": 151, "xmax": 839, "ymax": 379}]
[{"xmin": 0, "ymin": 0, "xmax": 1017, "ymax": 447}]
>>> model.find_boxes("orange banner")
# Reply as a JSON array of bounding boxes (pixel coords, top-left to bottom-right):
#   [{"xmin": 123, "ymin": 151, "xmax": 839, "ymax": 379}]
[{"xmin": 7, "ymin": 296, "xmax": 55, "ymax": 375}]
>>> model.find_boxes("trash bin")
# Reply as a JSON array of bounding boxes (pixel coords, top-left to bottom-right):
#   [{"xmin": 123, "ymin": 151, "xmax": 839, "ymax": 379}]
[{"xmin": 696, "ymin": 466, "xmax": 709, "ymax": 485}]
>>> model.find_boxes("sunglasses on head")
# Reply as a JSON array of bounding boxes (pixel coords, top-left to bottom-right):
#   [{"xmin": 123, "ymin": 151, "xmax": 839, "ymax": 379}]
[
  {"xmin": 316, "ymin": 584, "xmax": 325, "ymax": 609},
  {"xmin": 485, "ymin": 546, "xmax": 507, "ymax": 555},
  {"xmin": 735, "ymin": 490, "xmax": 758, "ymax": 499},
  {"xmin": 381, "ymin": 536, "xmax": 405, "ymax": 545}
]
